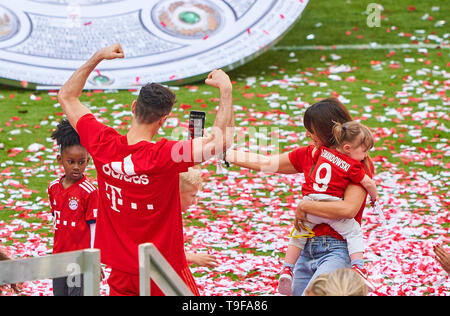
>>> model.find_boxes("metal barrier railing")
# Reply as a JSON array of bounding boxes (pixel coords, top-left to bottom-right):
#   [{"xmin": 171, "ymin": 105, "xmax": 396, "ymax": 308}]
[
  {"xmin": 0, "ymin": 249, "xmax": 100, "ymax": 296},
  {"xmin": 1, "ymin": 244, "xmax": 192, "ymax": 296},
  {"xmin": 138, "ymin": 243, "xmax": 193, "ymax": 296}
]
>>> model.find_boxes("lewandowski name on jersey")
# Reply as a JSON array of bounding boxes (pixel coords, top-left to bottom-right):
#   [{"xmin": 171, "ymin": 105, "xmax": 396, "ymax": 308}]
[{"xmin": 320, "ymin": 149, "xmax": 351, "ymax": 172}]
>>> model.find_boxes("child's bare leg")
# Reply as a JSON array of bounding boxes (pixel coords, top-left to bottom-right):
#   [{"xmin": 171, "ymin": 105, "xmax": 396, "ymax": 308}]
[
  {"xmin": 350, "ymin": 252, "xmax": 364, "ymax": 269},
  {"xmin": 284, "ymin": 244, "xmax": 302, "ymax": 267}
]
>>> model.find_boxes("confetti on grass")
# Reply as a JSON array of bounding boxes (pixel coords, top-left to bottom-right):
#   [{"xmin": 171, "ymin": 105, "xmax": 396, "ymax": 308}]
[{"xmin": 0, "ymin": 6, "xmax": 449, "ymax": 294}]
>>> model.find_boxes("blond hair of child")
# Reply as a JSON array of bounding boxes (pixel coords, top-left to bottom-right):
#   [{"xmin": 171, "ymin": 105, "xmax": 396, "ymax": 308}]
[
  {"xmin": 332, "ymin": 120, "xmax": 374, "ymax": 152},
  {"xmin": 305, "ymin": 268, "xmax": 368, "ymax": 296},
  {"xmin": 180, "ymin": 167, "xmax": 203, "ymax": 192}
]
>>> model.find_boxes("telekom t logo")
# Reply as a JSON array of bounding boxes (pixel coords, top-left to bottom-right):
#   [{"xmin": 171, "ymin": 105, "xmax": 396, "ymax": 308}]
[{"xmin": 105, "ymin": 182, "xmax": 123, "ymax": 212}]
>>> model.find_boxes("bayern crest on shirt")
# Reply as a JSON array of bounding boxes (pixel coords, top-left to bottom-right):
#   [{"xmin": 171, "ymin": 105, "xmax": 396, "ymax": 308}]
[{"xmin": 68, "ymin": 196, "xmax": 80, "ymax": 211}]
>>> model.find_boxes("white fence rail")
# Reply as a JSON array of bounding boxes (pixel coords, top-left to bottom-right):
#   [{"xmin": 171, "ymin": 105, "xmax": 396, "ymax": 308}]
[
  {"xmin": 0, "ymin": 249, "xmax": 100, "ymax": 296},
  {"xmin": 1, "ymin": 244, "xmax": 192, "ymax": 296}
]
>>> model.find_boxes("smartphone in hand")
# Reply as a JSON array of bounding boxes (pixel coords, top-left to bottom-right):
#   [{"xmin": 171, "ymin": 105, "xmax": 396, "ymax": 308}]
[{"xmin": 188, "ymin": 111, "xmax": 206, "ymax": 140}]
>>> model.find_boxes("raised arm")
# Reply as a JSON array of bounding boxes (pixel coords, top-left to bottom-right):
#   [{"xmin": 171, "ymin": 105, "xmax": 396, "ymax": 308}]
[
  {"xmin": 225, "ymin": 150, "xmax": 298, "ymax": 174},
  {"xmin": 192, "ymin": 69, "xmax": 234, "ymax": 164},
  {"xmin": 58, "ymin": 44, "xmax": 125, "ymax": 130}
]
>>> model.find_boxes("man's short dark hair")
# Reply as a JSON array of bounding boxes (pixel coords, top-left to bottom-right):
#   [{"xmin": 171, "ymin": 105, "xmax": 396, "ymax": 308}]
[{"xmin": 135, "ymin": 83, "xmax": 176, "ymax": 124}]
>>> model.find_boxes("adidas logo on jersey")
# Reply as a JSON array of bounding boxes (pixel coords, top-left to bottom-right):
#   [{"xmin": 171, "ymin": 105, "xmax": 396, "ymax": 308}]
[{"xmin": 102, "ymin": 154, "xmax": 149, "ymax": 185}]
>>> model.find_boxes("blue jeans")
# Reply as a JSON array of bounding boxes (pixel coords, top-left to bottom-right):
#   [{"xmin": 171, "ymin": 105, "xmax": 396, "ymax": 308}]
[{"xmin": 292, "ymin": 236, "xmax": 351, "ymax": 296}]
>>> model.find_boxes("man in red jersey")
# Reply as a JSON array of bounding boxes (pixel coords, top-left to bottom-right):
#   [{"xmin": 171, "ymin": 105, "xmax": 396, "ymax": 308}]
[{"xmin": 58, "ymin": 44, "xmax": 234, "ymax": 296}]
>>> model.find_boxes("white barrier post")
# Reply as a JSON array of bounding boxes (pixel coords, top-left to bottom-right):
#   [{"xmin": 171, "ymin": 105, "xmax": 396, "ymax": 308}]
[
  {"xmin": 139, "ymin": 243, "xmax": 193, "ymax": 296},
  {"xmin": 82, "ymin": 249, "xmax": 101, "ymax": 296}
]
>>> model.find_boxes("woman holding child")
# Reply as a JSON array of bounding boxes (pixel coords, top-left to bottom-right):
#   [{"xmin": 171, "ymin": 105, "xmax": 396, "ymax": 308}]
[{"xmin": 226, "ymin": 98, "xmax": 374, "ymax": 296}]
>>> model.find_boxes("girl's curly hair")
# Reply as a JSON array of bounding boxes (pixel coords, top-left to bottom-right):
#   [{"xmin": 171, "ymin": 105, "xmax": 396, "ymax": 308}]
[{"xmin": 51, "ymin": 119, "xmax": 81, "ymax": 152}]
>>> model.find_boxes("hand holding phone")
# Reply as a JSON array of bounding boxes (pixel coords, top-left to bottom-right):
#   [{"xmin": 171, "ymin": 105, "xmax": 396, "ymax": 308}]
[{"xmin": 188, "ymin": 111, "xmax": 206, "ymax": 140}]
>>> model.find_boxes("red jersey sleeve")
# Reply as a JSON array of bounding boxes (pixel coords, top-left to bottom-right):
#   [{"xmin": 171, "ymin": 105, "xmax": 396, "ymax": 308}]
[
  {"xmin": 288, "ymin": 146, "xmax": 312, "ymax": 173},
  {"xmin": 47, "ymin": 187, "xmax": 54, "ymax": 215},
  {"xmin": 138, "ymin": 139, "xmax": 194, "ymax": 174},
  {"xmin": 84, "ymin": 189, "xmax": 98, "ymax": 224},
  {"xmin": 348, "ymin": 163, "xmax": 366, "ymax": 184},
  {"xmin": 47, "ymin": 180, "xmax": 59, "ymax": 215},
  {"xmin": 76, "ymin": 113, "xmax": 118, "ymax": 159}
]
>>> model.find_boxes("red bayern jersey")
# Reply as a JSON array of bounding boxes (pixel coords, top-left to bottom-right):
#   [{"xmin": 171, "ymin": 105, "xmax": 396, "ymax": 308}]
[
  {"xmin": 288, "ymin": 145, "xmax": 374, "ymax": 241},
  {"xmin": 76, "ymin": 113, "xmax": 194, "ymax": 280},
  {"xmin": 47, "ymin": 175, "xmax": 98, "ymax": 254},
  {"xmin": 302, "ymin": 146, "xmax": 366, "ymax": 198}
]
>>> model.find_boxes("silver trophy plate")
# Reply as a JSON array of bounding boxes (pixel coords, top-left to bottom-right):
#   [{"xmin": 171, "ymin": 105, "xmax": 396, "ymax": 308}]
[{"xmin": 0, "ymin": 0, "xmax": 309, "ymax": 89}]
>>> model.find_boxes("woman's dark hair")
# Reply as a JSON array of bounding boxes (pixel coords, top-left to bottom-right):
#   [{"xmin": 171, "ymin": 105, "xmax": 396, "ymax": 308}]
[
  {"xmin": 304, "ymin": 97, "xmax": 373, "ymax": 172},
  {"xmin": 303, "ymin": 98, "xmax": 353, "ymax": 148},
  {"xmin": 51, "ymin": 119, "xmax": 81, "ymax": 153},
  {"xmin": 135, "ymin": 83, "xmax": 176, "ymax": 124}
]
